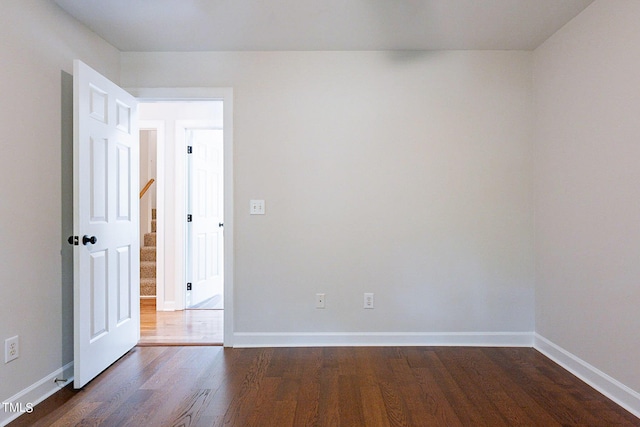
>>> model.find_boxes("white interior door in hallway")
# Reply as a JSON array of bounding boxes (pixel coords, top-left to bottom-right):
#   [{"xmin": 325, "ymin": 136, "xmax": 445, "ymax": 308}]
[{"xmin": 186, "ymin": 128, "xmax": 224, "ymax": 308}]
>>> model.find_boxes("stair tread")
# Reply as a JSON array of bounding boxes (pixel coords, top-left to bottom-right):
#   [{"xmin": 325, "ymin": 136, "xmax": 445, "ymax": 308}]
[
  {"xmin": 141, "ymin": 208, "xmax": 158, "ymax": 297},
  {"xmin": 144, "ymin": 233, "xmax": 157, "ymax": 246}
]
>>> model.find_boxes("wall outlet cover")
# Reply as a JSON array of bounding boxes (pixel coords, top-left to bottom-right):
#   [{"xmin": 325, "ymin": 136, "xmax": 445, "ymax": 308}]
[
  {"xmin": 250, "ymin": 199, "xmax": 265, "ymax": 215},
  {"xmin": 5, "ymin": 335, "xmax": 19, "ymax": 363},
  {"xmin": 364, "ymin": 293, "xmax": 374, "ymax": 309}
]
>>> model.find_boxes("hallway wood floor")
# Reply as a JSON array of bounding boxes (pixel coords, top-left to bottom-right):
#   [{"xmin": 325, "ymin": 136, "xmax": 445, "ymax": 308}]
[
  {"xmin": 9, "ymin": 346, "xmax": 639, "ymax": 426},
  {"xmin": 138, "ymin": 298, "xmax": 223, "ymax": 346}
]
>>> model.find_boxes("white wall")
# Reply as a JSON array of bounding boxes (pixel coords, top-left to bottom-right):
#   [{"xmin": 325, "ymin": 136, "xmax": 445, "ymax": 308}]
[
  {"xmin": 122, "ymin": 51, "xmax": 535, "ymax": 343},
  {"xmin": 139, "ymin": 129, "xmax": 157, "ymax": 243},
  {"xmin": 534, "ymin": 0, "xmax": 640, "ymax": 393},
  {"xmin": 0, "ymin": 0, "xmax": 119, "ymax": 419}
]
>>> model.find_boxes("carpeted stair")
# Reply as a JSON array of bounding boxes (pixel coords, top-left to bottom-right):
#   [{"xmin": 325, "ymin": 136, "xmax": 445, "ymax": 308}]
[{"xmin": 140, "ymin": 208, "xmax": 156, "ymax": 296}]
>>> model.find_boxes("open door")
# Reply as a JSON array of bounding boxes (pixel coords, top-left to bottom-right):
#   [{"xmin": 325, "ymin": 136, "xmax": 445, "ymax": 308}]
[
  {"xmin": 72, "ymin": 60, "xmax": 139, "ymax": 388},
  {"xmin": 186, "ymin": 128, "xmax": 224, "ymax": 308}
]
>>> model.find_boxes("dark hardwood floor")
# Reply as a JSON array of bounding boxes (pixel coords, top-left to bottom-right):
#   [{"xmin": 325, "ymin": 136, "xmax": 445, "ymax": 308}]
[{"xmin": 9, "ymin": 346, "xmax": 639, "ymax": 426}]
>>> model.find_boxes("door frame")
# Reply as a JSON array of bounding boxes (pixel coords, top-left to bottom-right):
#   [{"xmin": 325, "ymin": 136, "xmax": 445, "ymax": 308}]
[{"xmin": 130, "ymin": 87, "xmax": 234, "ymax": 347}]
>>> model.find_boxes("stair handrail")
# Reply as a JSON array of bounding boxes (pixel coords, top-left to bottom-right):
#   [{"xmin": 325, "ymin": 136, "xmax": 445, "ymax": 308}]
[{"xmin": 139, "ymin": 178, "xmax": 155, "ymax": 199}]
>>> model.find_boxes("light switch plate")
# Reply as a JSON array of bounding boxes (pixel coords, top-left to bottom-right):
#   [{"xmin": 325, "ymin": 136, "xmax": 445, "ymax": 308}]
[{"xmin": 250, "ymin": 200, "xmax": 265, "ymax": 215}]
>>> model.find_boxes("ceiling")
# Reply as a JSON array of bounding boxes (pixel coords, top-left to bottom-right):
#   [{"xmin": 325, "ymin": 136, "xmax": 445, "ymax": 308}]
[{"xmin": 52, "ymin": 0, "xmax": 595, "ymax": 52}]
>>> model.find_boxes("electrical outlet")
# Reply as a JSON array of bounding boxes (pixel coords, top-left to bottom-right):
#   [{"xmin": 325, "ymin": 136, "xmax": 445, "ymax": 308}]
[
  {"xmin": 5, "ymin": 335, "xmax": 19, "ymax": 363},
  {"xmin": 250, "ymin": 199, "xmax": 265, "ymax": 215},
  {"xmin": 364, "ymin": 293, "xmax": 374, "ymax": 309},
  {"xmin": 315, "ymin": 293, "xmax": 325, "ymax": 309}
]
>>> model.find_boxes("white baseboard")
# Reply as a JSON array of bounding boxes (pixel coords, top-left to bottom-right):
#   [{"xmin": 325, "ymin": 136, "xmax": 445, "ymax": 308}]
[
  {"xmin": 233, "ymin": 331, "xmax": 534, "ymax": 348},
  {"xmin": 161, "ymin": 300, "xmax": 176, "ymax": 311},
  {"xmin": 1, "ymin": 362, "xmax": 73, "ymax": 427},
  {"xmin": 534, "ymin": 334, "xmax": 640, "ymax": 418}
]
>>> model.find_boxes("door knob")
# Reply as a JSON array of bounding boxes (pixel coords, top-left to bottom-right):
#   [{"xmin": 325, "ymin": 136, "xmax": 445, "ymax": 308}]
[{"xmin": 82, "ymin": 235, "xmax": 97, "ymax": 245}]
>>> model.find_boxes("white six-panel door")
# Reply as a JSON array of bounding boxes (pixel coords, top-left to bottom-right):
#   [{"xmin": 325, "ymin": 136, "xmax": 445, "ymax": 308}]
[{"xmin": 73, "ymin": 60, "xmax": 139, "ymax": 388}]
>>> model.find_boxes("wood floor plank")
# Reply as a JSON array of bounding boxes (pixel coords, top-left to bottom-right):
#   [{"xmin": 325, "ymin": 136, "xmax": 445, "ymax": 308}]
[
  {"xmin": 271, "ymin": 401, "xmax": 298, "ymax": 427},
  {"xmin": 411, "ymin": 366, "xmax": 464, "ymax": 426},
  {"xmin": 378, "ymin": 379, "xmax": 413, "ymax": 427},
  {"xmin": 220, "ymin": 348, "xmax": 273, "ymax": 426},
  {"xmin": 487, "ymin": 347, "xmax": 606, "ymax": 425},
  {"xmin": 133, "ymin": 349, "xmax": 222, "ymax": 427},
  {"xmin": 389, "ymin": 353, "xmax": 450, "ymax": 426},
  {"xmin": 291, "ymin": 348, "xmax": 322, "ymax": 426},
  {"xmin": 423, "ymin": 349, "xmax": 489, "ymax": 426},
  {"xmin": 167, "ymin": 388, "xmax": 215, "ymax": 427},
  {"xmin": 476, "ymin": 348, "xmax": 562, "ymax": 426},
  {"xmin": 46, "ymin": 402, "xmax": 102, "ymax": 427},
  {"xmin": 360, "ymin": 384, "xmax": 391, "ymax": 427},
  {"xmin": 317, "ymin": 363, "xmax": 341, "ymax": 426},
  {"xmin": 96, "ymin": 389, "xmax": 154, "ymax": 426},
  {"xmin": 9, "ymin": 346, "xmax": 640, "ymax": 427},
  {"xmin": 436, "ymin": 347, "xmax": 513, "ymax": 426},
  {"xmin": 245, "ymin": 376, "xmax": 281, "ymax": 426},
  {"xmin": 77, "ymin": 347, "xmax": 174, "ymax": 424},
  {"xmin": 447, "ymin": 348, "xmax": 538, "ymax": 426},
  {"xmin": 338, "ymin": 374, "xmax": 365, "ymax": 426},
  {"xmin": 139, "ymin": 298, "xmax": 223, "ymax": 346}
]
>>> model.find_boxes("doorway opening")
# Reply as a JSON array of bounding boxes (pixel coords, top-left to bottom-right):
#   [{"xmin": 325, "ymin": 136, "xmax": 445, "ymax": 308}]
[{"xmin": 137, "ymin": 99, "xmax": 230, "ymax": 345}]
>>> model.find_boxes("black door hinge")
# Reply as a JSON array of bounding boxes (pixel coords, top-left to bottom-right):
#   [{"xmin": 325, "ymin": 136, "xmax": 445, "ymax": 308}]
[
  {"xmin": 187, "ymin": 214, "xmax": 192, "ymax": 222},
  {"xmin": 187, "ymin": 145, "xmax": 193, "ymax": 154},
  {"xmin": 187, "ymin": 282, "xmax": 192, "ymax": 291}
]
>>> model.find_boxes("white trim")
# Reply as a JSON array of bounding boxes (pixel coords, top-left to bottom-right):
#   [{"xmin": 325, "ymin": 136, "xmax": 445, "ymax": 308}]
[
  {"xmin": 129, "ymin": 87, "xmax": 226, "ymax": 101},
  {"xmin": 233, "ymin": 331, "xmax": 534, "ymax": 348},
  {"xmin": 221, "ymin": 92, "xmax": 234, "ymax": 347},
  {"xmin": 161, "ymin": 300, "xmax": 176, "ymax": 312},
  {"xmin": 172, "ymin": 120, "xmax": 187, "ymax": 310},
  {"xmin": 1, "ymin": 362, "xmax": 73, "ymax": 426},
  {"xmin": 534, "ymin": 334, "xmax": 640, "ymax": 418}
]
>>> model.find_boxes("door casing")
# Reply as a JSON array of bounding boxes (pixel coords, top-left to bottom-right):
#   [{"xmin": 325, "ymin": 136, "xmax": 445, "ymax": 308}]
[{"xmin": 131, "ymin": 88, "xmax": 234, "ymax": 347}]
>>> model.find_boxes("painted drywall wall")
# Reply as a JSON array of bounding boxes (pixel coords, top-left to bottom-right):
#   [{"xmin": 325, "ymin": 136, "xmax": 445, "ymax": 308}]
[
  {"xmin": 0, "ymin": 0, "xmax": 120, "ymax": 413},
  {"xmin": 139, "ymin": 129, "xmax": 157, "ymax": 244},
  {"xmin": 534, "ymin": 0, "xmax": 640, "ymax": 392},
  {"xmin": 122, "ymin": 51, "xmax": 535, "ymax": 339}
]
